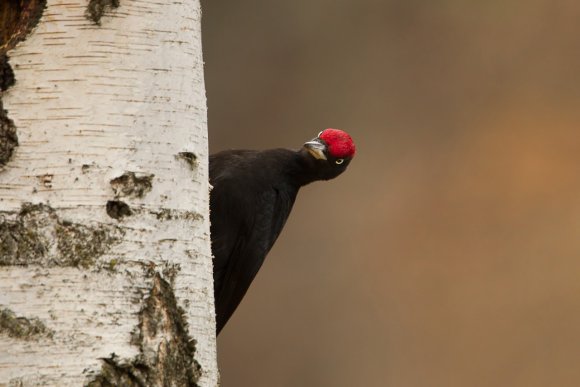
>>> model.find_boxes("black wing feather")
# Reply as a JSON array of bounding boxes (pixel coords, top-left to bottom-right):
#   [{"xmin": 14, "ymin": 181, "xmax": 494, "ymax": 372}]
[{"xmin": 210, "ymin": 151, "xmax": 297, "ymax": 334}]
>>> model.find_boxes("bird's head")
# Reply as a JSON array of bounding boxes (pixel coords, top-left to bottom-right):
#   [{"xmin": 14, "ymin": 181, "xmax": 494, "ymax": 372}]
[{"xmin": 302, "ymin": 128, "xmax": 356, "ymax": 180}]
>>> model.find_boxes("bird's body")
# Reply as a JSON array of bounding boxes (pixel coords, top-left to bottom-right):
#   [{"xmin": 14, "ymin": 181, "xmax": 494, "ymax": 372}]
[{"xmin": 210, "ymin": 129, "xmax": 356, "ymax": 334}]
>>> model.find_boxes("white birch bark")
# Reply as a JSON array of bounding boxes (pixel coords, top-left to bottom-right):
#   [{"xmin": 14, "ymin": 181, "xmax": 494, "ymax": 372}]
[{"xmin": 0, "ymin": 0, "xmax": 218, "ymax": 385}]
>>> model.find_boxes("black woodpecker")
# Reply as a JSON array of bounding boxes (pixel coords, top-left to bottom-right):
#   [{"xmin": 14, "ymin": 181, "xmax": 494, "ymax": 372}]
[{"xmin": 210, "ymin": 129, "xmax": 356, "ymax": 334}]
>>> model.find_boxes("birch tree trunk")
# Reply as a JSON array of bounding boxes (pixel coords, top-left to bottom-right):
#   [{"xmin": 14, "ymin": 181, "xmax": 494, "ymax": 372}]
[{"xmin": 0, "ymin": 0, "xmax": 218, "ymax": 385}]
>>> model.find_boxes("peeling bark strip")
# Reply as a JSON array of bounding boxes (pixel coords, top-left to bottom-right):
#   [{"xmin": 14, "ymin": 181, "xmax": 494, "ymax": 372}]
[
  {"xmin": 0, "ymin": 100, "xmax": 18, "ymax": 168},
  {"xmin": 0, "ymin": 203, "xmax": 123, "ymax": 267},
  {"xmin": 110, "ymin": 172, "xmax": 154, "ymax": 198},
  {"xmin": 86, "ymin": 0, "xmax": 120, "ymax": 25},
  {"xmin": 88, "ymin": 274, "xmax": 201, "ymax": 387},
  {"xmin": 0, "ymin": 308, "xmax": 53, "ymax": 340}
]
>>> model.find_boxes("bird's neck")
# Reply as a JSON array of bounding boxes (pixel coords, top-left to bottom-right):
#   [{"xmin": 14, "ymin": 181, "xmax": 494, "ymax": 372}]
[{"xmin": 285, "ymin": 148, "xmax": 323, "ymax": 187}]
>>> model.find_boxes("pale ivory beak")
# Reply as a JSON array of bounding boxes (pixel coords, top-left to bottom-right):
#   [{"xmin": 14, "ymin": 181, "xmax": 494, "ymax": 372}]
[{"xmin": 303, "ymin": 139, "xmax": 327, "ymax": 160}]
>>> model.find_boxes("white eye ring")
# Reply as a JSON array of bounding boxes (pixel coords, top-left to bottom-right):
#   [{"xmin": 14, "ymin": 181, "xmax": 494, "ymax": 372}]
[
  {"xmin": 318, "ymin": 130, "xmax": 323, "ymax": 137},
  {"xmin": 335, "ymin": 159, "xmax": 344, "ymax": 165}
]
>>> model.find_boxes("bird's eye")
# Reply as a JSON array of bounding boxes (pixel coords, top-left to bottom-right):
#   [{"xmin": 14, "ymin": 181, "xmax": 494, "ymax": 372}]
[
  {"xmin": 318, "ymin": 130, "xmax": 323, "ymax": 137},
  {"xmin": 335, "ymin": 159, "xmax": 344, "ymax": 165}
]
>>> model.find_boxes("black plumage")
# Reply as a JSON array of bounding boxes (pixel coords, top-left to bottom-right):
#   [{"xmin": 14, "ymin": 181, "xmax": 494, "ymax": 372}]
[{"xmin": 210, "ymin": 129, "xmax": 356, "ymax": 334}]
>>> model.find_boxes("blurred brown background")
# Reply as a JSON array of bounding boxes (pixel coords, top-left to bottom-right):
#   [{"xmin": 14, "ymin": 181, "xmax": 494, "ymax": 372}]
[{"xmin": 200, "ymin": 1, "xmax": 580, "ymax": 386}]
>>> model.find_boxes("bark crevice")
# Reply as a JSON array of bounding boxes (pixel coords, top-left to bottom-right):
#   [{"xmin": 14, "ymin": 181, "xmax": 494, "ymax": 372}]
[{"xmin": 88, "ymin": 273, "xmax": 202, "ymax": 387}]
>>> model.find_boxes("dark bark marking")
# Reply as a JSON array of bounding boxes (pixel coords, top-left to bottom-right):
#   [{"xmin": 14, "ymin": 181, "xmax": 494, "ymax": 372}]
[
  {"xmin": 0, "ymin": 55, "xmax": 15, "ymax": 91},
  {"xmin": 86, "ymin": 0, "xmax": 120, "ymax": 26},
  {"xmin": 87, "ymin": 354, "xmax": 148, "ymax": 387},
  {"xmin": 0, "ymin": 100, "xmax": 18, "ymax": 168},
  {"xmin": 37, "ymin": 173, "xmax": 53, "ymax": 188},
  {"xmin": 88, "ymin": 274, "xmax": 201, "ymax": 387},
  {"xmin": 176, "ymin": 152, "xmax": 198, "ymax": 170},
  {"xmin": 106, "ymin": 200, "xmax": 132, "ymax": 220},
  {"xmin": 0, "ymin": 202, "xmax": 123, "ymax": 267},
  {"xmin": 152, "ymin": 208, "xmax": 203, "ymax": 222},
  {"xmin": 0, "ymin": 0, "xmax": 46, "ymax": 55},
  {"xmin": 110, "ymin": 172, "xmax": 154, "ymax": 199},
  {"xmin": 0, "ymin": 0, "xmax": 46, "ymax": 167},
  {"xmin": 0, "ymin": 308, "xmax": 54, "ymax": 340}
]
